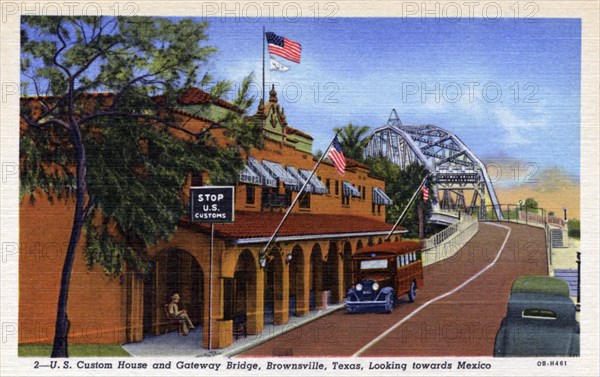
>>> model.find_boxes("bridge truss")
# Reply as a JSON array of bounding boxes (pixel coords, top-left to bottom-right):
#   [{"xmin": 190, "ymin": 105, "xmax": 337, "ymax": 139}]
[{"xmin": 365, "ymin": 109, "xmax": 503, "ymax": 220}]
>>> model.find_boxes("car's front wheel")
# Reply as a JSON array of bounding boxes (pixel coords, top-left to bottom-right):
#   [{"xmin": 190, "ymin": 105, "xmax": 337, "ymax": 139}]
[
  {"xmin": 385, "ymin": 293, "xmax": 394, "ymax": 313},
  {"xmin": 408, "ymin": 281, "xmax": 417, "ymax": 303}
]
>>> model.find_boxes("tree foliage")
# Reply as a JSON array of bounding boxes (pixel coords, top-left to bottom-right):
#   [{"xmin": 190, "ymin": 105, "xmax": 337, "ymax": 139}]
[
  {"xmin": 366, "ymin": 158, "xmax": 433, "ymax": 237},
  {"xmin": 20, "ymin": 16, "xmax": 261, "ymax": 357},
  {"xmin": 21, "ymin": 16, "xmax": 260, "ymax": 273},
  {"xmin": 567, "ymin": 218, "xmax": 580, "ymax": 239},
  {"xmin": 333, "ymin": 123, "xmax": 371, "ymax": 162},
  {"xmin": 524, "ymin": 197, "xmax": 539, "ymax": 209}
]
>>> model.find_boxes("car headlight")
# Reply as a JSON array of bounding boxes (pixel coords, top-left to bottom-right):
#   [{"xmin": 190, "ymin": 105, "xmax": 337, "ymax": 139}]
[
  {"xmin": 372, "ymin": 282, "xmax": 379, "ymax": 291},
  {"xmin": 356, "ymin": 283, "xmax": 363, "ymax": 291}
]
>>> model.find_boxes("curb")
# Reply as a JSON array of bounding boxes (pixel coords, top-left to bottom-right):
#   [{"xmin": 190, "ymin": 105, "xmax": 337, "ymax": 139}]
[{"xmin": 208, "ymin": 304, "xmax": 345, "ymax": 358}]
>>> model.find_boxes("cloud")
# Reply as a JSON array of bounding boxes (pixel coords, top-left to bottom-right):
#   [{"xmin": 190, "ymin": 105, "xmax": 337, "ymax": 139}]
[{"xmin": 492, "ymin": 106, "xmax": 549, "ymax": 146}]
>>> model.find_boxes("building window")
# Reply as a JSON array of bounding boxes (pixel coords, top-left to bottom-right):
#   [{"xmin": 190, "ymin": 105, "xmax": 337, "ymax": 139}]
[
  {"xmin": 326, "ymin": 178, "xmax": 331, "ymax": 193},
  {"xmin": 262, "ymin": 188, "xmax": 285, "ymax": 210},
  {"xmin": 342, "ymin": 195, "xmax": 349, "ymax": 206},
  {"xmin": 299, "ymin": 192, "xmax": 311, "ymax": 209},
  {"xmin": 377, "ymin": 204, "xmax": 382, "ymax": 215},
  {"xmin": 372, "ymin": 203, "xmax": 376, "ymax": 214},
  {"xmin": 246, "ymin": 185, "xmax": 255, "ymax": 205},
  {"xmin": 362, "ymin": 186, "xmax": 366, "ymax": 200},
  {"xmin": 191, "ymin": 172, "xmax": 203, "ymax": 186},
  {"xmin": 335, "ymin": 180, "xmax": 339, "ymax": 196}
]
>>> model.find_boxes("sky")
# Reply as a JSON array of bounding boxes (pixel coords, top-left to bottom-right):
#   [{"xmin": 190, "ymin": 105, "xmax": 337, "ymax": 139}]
[
  {"xmin": 20, "ymin": 16, "xmax": 581, "ymax": 182},
  {"xmin": 200, "ymin": 17, "xmax": 581, "ymax": 182}
]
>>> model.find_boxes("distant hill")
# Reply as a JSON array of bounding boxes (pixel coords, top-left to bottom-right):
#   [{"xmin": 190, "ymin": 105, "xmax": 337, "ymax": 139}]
[{"xmin": 493, "ymin": 167, "xmax": 580, "ymax": 220}]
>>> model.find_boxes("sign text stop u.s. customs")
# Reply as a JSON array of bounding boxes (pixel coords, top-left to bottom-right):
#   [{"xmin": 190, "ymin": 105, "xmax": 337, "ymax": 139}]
[{"xmin": 190, "ymin": 186, "xmax": 235, "ymax": 223}]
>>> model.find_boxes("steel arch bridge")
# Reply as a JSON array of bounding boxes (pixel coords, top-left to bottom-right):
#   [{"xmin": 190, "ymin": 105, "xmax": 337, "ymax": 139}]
[{"xmin": 365, "ymin": 109, "xmax": 503, "ymax": 221}]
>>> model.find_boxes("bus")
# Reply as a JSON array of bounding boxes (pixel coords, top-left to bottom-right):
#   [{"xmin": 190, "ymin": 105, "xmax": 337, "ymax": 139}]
[{"xmin": 345, "ymin": 240, "xmax": 424, "ymax": 314}]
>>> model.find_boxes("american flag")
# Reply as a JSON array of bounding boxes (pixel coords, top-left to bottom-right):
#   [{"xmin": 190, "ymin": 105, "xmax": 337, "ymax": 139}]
[
  {"xmin": 265, "ymin": 32, "xmax": 301, "ymax": 64},
  {"xmin": 327, "ymin": 136, "xmax": 346, "ymax": 176},
  {"xmin": 422, "ymin": 178, "xmax": 430, "ymax": 201}
]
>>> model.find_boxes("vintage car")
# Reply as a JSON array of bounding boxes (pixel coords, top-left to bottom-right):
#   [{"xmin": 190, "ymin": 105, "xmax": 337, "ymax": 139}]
[
  {"xmin": 494, "ymin": 275, "xmax": 580, "ymax": 357},
  {"xmin": 345, "ymin": 240, "xmax": 424, "ymax": 314}
]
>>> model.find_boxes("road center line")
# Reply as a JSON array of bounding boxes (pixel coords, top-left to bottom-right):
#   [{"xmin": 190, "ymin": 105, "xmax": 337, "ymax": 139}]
[{"xmin": 352, "ymin": 222, "xmax": 512, "ymax": 357}]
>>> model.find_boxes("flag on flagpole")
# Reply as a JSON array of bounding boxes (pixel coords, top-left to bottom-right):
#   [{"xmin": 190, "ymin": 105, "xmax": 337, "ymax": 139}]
[
  {"xmin": 265, "ymin": 32, "xmax": 302, "ymax": 63},
  {"xmin": 422, "ymin": 178, "xmax": 430, "ymax": 201},
  {"xmin": 327, "ymin": 136, "xmax": 346, "ymax": 176},
  {"xmin": 270, "ymin": 58, "xmax": 290, "ymax": 72}
]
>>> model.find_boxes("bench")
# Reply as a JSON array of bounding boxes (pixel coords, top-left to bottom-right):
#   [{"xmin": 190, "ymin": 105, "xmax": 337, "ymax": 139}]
[
  {"xmin": 232, "ymin": 311, "xmax": 247, "ymax": 340},
  {"xmin": 162, "ymin": 304, "xmax": 180, "ymax": 334}
]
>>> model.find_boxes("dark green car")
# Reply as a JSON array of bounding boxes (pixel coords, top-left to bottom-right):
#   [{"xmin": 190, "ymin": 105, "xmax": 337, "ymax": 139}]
[{"xmin": 494, "ymin": 276, "xmax": 579, "ymax": 357}]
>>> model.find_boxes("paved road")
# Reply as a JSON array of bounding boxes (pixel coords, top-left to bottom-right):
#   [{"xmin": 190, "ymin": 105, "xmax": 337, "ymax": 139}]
[{"xmin": 239, "ymin": 222, "xmax": 548, "ymax": 357}]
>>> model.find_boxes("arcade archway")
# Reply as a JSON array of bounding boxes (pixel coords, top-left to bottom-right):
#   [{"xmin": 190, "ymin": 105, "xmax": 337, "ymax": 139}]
[
  {"xmin": 309, "ymin": 244, "xmax": 324, "ymax": 310},
  {"xmin": 288, "ymin": 245, "xmax": 307, "ymax": 316},
  {"xmin": 143, "ymin": 248, "xmax": 203, "ymax": 336}
]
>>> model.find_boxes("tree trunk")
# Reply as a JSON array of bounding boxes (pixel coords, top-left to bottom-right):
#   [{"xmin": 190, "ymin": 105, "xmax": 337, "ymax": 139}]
[
  {"xmin": 50, "ymin": 197, "xmax": 85, "ymax": 357},
  {"xmin": 51, "ymin": 95, "xmax": 87, "ymax": 357}
]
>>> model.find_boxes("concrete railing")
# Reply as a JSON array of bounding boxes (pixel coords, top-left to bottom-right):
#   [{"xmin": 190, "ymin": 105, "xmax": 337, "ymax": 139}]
[
  {"xmin": 547, "ymin": 216, "xmax": 566, "ymax": 228},
  {"xmin": 422, "ymin": 214, "xmax": 479, "ymax": 266}
]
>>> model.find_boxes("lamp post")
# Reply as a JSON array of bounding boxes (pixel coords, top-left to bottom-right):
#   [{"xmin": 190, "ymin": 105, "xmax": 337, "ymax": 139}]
[{"xmin": 563, "ymin": 207, "xmax": 568, "ymax": 221}]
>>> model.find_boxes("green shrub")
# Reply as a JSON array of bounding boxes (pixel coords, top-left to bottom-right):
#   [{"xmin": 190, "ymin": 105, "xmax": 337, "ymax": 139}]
[{"xmin": 568, "ymin": 218, "xmax": 580, "ymax": 238}]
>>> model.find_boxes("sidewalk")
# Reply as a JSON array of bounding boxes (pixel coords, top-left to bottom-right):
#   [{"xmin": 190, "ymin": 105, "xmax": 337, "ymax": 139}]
[
  {"xmin": 122, "ymin": 304, "xmax": 344, "ymax": 357},
  {"xmin": 551, "ymin": 236, "xmax": 580, "ymax": 270}
]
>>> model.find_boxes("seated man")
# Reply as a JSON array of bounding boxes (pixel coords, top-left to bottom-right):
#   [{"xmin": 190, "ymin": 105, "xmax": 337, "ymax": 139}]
[{"xmin": 168, "ymin": 293, "xmax": 195, "ymax": 336}]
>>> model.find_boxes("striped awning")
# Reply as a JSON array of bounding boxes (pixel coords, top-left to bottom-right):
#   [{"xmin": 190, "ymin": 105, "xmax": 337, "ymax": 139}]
[
  {"xmin": 286, "ymin": 166, "xmax": 313, "ymax": 193},
  {"xmin": 248, "ymin": 157, "xmax": 277, "ymax": 187},
  {"xmin": 263, "ymin": 160, "xmax": 299, "ymax": 188},
  {"xmin": 239, "ymin": 164, "xmax": 262, "ymax": 185},
  {"xmin": 373, "ymin": 187, "xmax": 393, "ymax": 205},
  {"xmin": 299, "ymin": 169, "xmax": 328, "ymax": 195},
  {"xmin": 342, "ymin": 181, "xmax": 361, "ymax": 197}
]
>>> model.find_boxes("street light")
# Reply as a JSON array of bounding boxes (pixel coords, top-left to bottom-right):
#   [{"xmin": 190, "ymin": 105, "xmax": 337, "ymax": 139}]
[{"xmin": 563, "ymin": 207, "xmax": 568, "ymax": 221}]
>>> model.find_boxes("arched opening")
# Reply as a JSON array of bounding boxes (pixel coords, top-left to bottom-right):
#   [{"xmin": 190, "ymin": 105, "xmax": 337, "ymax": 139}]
[
  {"xmin": 230, "ymin": 250, "xmax": 257, "ymax": 322},
  {"xmin": 324, "ymin": 241, "xmax": 340, "ymax": 304},
  {"xmin": 288, "ymin": 245, "xmax": 306, "ymax": 316},
  {"xmin": 377, "ymin": 238, "xmax": 383, "ymax": 244},
  {"xmin": 264, "ymin": 249, "xmax": 284, "ymax": 325},
  {"xmin": 342, "ymin": 242, "xmax": 353, "ymax": 295},
  {"xmin": 356, "ymin": 240, "xmax": 364, "ymax": 250},
  {"xmin": 309, "ymin": 244, "xmax": 324, "ymax": 310},
  {"xmin": 367, "ymin": 237, "xmax": 374, "ymax": 246},
  {"xmin": 143, "ymin": 248, "xmax": 203, "ymax": 336}
]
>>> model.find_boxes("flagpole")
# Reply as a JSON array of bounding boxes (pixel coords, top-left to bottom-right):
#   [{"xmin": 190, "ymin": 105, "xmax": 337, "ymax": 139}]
[
  {"xmin": 259, "ymin": 132, "xmax": 340, "ymax": 264},
  {"xmin": 262, "ymin": 26, "xmax": 265, "ymax": 102},
  {"xmin": 385, "ymin": 176, "xmax": 428, "ymax": 241}
]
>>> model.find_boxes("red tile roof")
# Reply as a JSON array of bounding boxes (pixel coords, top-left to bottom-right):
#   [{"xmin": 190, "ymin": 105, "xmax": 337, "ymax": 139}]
[
  {"xmin": 177, "ymin": 87, "xmax": 240, "ymax": 112},
  {"xmin": 346, "ymin": 158, "xmax": 370, "ymax": 170},
  {"xmin": 181, "ymin": 211, "xmax": 405, "ymax": 242},
  {"xmin": 285, "ymin": 127, "xmax": 314, "ymax": 140}
]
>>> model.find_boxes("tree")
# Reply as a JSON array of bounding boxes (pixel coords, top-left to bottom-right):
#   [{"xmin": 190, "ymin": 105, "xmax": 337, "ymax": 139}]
[
  {"xmin": 366, "ymin": 158, "xmax": 432, "ymax": 237},
  {"xmin": 20, "ymin": 16, "xmax": 261, "ymax": 357},
  {"xmin": 567, "ymin": 218, "xmax": 580, "ymax": 239},
  {"xmin": 524, "ymin": 197, "xmax": 539, "ymax": 209},
  {"xmin": 333, "ymin": 123, "xmax": 371, "ymax": 162}
]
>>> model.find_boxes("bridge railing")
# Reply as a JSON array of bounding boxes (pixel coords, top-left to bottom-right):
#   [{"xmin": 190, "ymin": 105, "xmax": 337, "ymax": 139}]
[
  {"xmin": 475, "ymin": 204, "xmax": 557, "ymax": 274},
  {"xmin": 475, "ymin": 204, "xmax": 567, "ymax": 228},
  {"xmin": 422, "ymin": 213, "xmax": 478, "ymax": 266}
]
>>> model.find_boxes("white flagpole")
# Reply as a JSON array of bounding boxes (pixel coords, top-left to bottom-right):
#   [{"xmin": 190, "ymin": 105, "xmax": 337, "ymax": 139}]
[
  {"xmin": 262, "ymin": 26, "xmax": 265, "ymax": 102},
  {"xmin": 259, "ymin": 132, "xmax": 340, "ymax": 264},
  {"xmin": 384, "ymin": 176, "xmax": 428, "ymax": 241}
]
